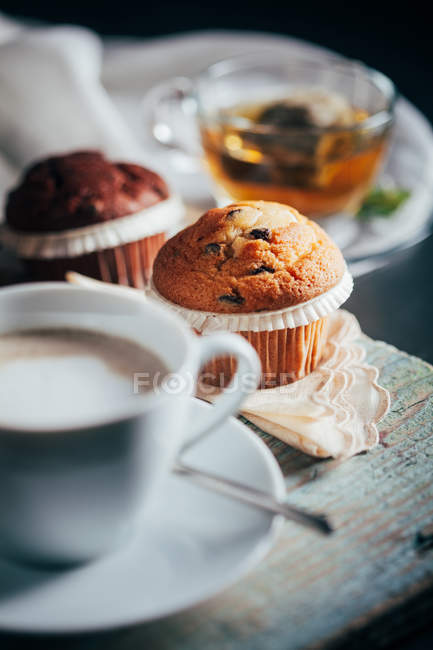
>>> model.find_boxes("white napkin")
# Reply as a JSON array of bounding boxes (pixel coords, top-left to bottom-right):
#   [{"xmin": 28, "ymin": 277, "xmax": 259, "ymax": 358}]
[
  {"xmin": 0, "ymin": 22, "xmax": 147, "ymax": 174},
  {"xmin": 198, "ymin": 310, "xmax": 390, "ymax": 459},
  {"xmin": 241, "ymin": 310, "xmax": 390, "ymax": 458}
]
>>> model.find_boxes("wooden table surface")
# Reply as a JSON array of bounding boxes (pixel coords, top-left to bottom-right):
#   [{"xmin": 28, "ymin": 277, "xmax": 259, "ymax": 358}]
[{"xmin": 1, "ymin": 235, "xmax": 433, "ymax": 649}]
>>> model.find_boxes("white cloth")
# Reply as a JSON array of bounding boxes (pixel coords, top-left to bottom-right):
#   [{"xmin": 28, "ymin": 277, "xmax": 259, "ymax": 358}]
[
  {"xmin": 199, "ymin": 310, "xmax": 390, "ymax": 459},
  {"xmin": 0, "ymin": 23, "xmax": 145, "ymax": 171}
]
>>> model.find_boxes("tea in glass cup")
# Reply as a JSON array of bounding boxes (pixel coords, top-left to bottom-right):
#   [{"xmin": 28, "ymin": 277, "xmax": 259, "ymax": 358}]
[
  {"xmin": 200, "ymin": 89, "xmax": 391, "ymax": 218},
  {"xmin": 144, "ymin": 54, "xmax": 395, "ymax": 219}
]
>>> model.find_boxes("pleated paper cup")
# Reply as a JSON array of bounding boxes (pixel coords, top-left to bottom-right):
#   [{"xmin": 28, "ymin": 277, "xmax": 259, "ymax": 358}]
[
  {"xmin": 0, "ymin": 194, "xmax": 184, "ymax": 288},
  {"xmin": 148, "ymin": 269, "xmax": 353, "ymax": 388}
]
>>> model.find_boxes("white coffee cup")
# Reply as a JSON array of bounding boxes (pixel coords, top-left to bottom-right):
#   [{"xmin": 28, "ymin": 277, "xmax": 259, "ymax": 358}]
[{"xmin": 0, "ymin": 283, "xmax": 260, "ymax": 566}]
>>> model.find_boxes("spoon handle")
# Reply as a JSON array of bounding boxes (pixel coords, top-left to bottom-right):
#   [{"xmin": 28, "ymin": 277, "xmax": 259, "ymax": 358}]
[
  {"xmin": 173, "ymin": 461, "xmax": 333, "ymax": 535},
  {"xmin": 66, "ymin": 272, "xmax": 146, "ymax": 301}
]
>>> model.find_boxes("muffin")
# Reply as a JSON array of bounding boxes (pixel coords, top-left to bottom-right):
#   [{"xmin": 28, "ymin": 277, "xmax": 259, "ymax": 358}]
[
  {"xmin": 151, "ymin": 200, "xmax": 353, "ymax": 388},
  {"xmin": 1, "ymin": 150, "xmax": 183, "ymax": 287}
]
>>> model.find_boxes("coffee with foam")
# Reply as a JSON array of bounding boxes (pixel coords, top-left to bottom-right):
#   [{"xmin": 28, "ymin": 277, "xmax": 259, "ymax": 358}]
[{"xmin": 0, "ymin": 328, "xmax": 168, "ymax": 430}]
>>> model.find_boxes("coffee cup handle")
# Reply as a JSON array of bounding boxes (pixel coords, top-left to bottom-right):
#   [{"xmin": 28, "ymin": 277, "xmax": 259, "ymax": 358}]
[
  {"xmin": 141, "ymin": 76, "xmax": 202, "ymax": 172},
  {"xmin": 180, "ymin": 333, "xmax": 261, "ymax": 454}
]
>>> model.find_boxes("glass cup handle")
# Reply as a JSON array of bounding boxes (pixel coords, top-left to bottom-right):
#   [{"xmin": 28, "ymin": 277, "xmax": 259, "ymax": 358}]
[
  {"xmin": 180, "ymin": 333, "xmax": 261, "ymax": 455},
  {"xmin": 141, "ymin": 76, "xmax": 202, "ymax": 170}
]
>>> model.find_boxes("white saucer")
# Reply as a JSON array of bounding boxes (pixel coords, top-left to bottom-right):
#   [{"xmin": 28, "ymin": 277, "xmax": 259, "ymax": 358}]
[{"xmin": 0, "ymin": 399, "xmax": 285, "ymax": 634}]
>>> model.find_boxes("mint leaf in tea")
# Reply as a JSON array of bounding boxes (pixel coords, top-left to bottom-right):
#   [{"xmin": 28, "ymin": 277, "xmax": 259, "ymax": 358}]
[{"xmin": 357, "ymin": 187, "xmax": 411, "ymax": 221}]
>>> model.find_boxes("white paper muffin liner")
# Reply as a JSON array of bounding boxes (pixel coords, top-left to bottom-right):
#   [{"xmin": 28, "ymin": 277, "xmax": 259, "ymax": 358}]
[
  {"xmin": 148, "ymin": 268, "xmax": 353, "ymax": 333},
  {"xmin": 0, "ymin": 194, "xmax": 184, "ymax": 260}
]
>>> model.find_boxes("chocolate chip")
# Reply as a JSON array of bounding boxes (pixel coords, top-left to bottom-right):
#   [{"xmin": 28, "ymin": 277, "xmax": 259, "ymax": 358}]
[
  {"xmin": 415, "ymin": 523, "xmax": 433, "ymax": 552},
  {"xmin": 250, "ymin": 228, "xmax": 271, "ymax": 241},
  {"xmin": 86, "ymin": 203, "xmax": 100, "ymax": 217},
  {"xmin": 204, "ymin": 243, "xmax": 221, "ymax": 254},
  {"xmin": 250, "ymin": 265, "xmax": 275, "ymax": 275},
  {"xmin": 218, "ymin": 292, "xmax": 245, "ymax": 305},
  {"xmin": 226, "ymin": 209, "xmax": 242, "ymax": 219}
]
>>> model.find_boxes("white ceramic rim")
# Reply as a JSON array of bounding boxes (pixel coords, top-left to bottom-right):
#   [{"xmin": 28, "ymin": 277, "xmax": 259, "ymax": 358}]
[
  {"xmin": 0, "ymin": 194, "xmax": 184, "ymax": 260},
  {"xmin": 0, "ymin": 281, "xmax": 195, "ymax": 433},
  {"xmin": 148, "ymin": 268, "xmax": 353, "ymax": 333}
]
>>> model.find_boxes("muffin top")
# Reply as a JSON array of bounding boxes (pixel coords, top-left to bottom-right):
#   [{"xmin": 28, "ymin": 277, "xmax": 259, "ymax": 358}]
[
  {"xmin": 153, "ymin": 200, "xmax": 346, "ymax": 313},
  {"xmin": 6, "ymin": 150, "xmax": 169, "ymax": 233}
]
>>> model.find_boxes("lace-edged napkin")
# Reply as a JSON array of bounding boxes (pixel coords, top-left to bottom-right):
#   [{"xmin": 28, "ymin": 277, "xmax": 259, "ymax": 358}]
[{"xmin": 198, "ymin": 310, "xmax": 390, "ymax": 459}]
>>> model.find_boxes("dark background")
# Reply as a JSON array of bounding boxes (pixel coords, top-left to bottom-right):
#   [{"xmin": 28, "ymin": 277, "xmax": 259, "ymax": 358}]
[{"xmin": 2, "ymin": 0, "xmax": 432, "ymax": 123}]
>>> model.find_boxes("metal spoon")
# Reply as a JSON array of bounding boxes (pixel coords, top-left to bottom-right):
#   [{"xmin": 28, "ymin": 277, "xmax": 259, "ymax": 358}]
[{"xmin": 173, "ymin": 461, "xmax": 333, "ymax": 535}]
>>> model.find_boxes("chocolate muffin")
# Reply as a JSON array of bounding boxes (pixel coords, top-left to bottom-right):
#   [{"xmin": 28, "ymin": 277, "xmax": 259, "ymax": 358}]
[
  {"xmin": 152, "ymin": 200, "xmax": 353, "ymax": 388},
  {"xmin": 2, "ymin": 150, "xmax": 183, "ymax": 287}
]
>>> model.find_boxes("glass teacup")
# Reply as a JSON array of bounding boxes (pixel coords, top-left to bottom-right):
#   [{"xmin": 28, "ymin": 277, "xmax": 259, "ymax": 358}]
[{"xmin": 143, "ymin": 53, "xmax": 395, "ymax": 219}]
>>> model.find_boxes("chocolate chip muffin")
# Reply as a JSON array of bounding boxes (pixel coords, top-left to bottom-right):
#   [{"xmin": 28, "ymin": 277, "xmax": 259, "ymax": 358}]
[
  {"xmin": 153, "ymin": 200, "xmax": 345, "ymax": 312},
  {"xmin": 152, "ymin": 200, "xmax": 353, "ymax": 388},
  {"xmin": 1, "ymin": 150, "xmax": 183, "ymax": 287}
]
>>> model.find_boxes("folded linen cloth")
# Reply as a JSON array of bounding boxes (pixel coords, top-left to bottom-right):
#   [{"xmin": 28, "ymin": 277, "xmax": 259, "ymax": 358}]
[
  {"xmin": 0, "ymin": 22, "xmax": 148, "ymax": 174},
  {"xmin": 198, "ymin": 310, "xmax": 390, "ymax": 459}
]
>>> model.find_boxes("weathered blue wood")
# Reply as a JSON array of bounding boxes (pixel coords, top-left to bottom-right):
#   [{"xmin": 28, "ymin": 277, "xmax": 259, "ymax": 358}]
[{"xmin": 108, "ymin": 337, "xmax": 433, "ymax": 650}]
